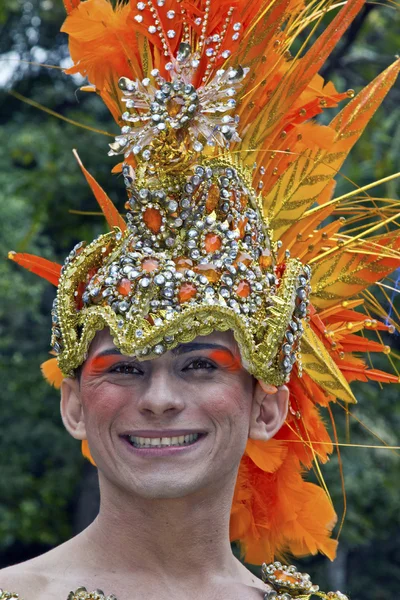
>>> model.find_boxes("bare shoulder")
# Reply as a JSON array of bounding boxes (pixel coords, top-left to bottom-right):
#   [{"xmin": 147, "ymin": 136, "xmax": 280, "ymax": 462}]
[{"xmin": 0, "ymin": 561, "xmax": 52, "ymax": 598}]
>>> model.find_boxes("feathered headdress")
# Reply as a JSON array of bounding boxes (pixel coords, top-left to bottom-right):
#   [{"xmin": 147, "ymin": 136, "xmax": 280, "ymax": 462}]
[{"xmin": 9, "ymin": 0, "xmax": 400, "ymax": 565}]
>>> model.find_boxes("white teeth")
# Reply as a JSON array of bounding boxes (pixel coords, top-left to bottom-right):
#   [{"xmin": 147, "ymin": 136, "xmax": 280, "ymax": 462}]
[{"xmin": 129, "ymin": 433, "xmax": 200, "ymax": 448}]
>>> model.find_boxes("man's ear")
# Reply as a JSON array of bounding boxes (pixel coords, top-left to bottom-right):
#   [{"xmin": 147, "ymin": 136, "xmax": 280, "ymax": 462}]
[
  {"xmin": 248, "ymin": 383, "xmax": 289, "ymax": 441},
  {"xmin": 60, "ymin": 377, "xmax": 87, "ymax": 440}
]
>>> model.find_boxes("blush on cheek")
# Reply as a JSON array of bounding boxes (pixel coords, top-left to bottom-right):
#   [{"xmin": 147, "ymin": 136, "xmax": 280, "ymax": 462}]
[
  {"xmin": 206, "ymin": 383, "xmax": 250, "ymax": 420},
  {"xmin": 80, "ymin": 381, "xmax": 131, "ymax": 429}
]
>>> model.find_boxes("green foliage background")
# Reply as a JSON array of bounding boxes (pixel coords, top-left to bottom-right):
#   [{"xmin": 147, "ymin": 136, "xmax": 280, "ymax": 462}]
[{"xmin": 0, "ymin": 0, "xmax": 399, "ymax": 596}]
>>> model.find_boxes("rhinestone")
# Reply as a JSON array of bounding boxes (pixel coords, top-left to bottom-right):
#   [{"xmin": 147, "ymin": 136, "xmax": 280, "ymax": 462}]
[
  {"xmin": 193, "ymin": 140, "xmax": 203, "ymax": 152},
  {"xmin": 142, "ymin": 149, "xmax": 151, "ymax": 160},
  {"xmin": 154, "ymin": 344, "xmax": 165, "ymax": 354},
  {"xmin": 190, "ymin": 249, "xmax": 201, "ymax": 259},
  {"xmin": 134, "ymin": 14, "xmax": 143, "ymax": 22},
  {"xmin": 221, "ymin": 49, "xmax": 231, "ymax": 58},
  {"xmin": 119, "ymin": 301, "xmax": 129, "ymax": 312},
  {"xmin": 135, "ymin": 329, "xmax": 144, "ymax": 338},
  {"xmin": 166, "ymin": 10, "xmax": 175, "ymax": 18},
  {"xmin": 154, "ymin": 274, "xmax": 165, "ymax": 285},
  {"xmin": 194, "ymin": 17, "xmax": 202, "ymax": 25},
  {"xmin": 195, "ymin": 166, "xmax": 205, "ymax": 177},
  {"xmin": 167, "ymin": 29, "xmax": 176, "ymax": 38},
  {"xmin": 220, "ymin": 287, "xmax": 230, "ymax": 298},
  {"xmin": 165, "ymin": 62, "xmax": 173, "ymax": 70},
  {"xmin": 163, "ymin": 288, "xmax": 174, "ymax": 298},
  {"xmin": 168, "ymin": 200, "xmax": 178, "ymax": 212},
  {"xmin": 148, "ymin": 25, "xmax": 156, "ymax": 33},
  {"xmin": 297, "ymin": 287, "xmax": 307, "ymax": 300},
  {"xmin": 139, "ymin": 277, "xmax": 150, "ymax": 288},
  {"xmin": 128, "ymin": 270, "xmax": 140, "ymax": 280}
]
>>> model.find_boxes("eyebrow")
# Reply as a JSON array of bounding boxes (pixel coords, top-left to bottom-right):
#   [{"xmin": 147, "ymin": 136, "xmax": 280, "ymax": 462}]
[
  {"xmin": 92, "ymin": 348, "xmax": 123, "ymax": 358},
  {"xmin": 91, "ymin": 342, "xmax": 233, "ymax": 360},
  {"xmin": 172, "ymin": 342, "xmax": 233, "ymax": 356}
]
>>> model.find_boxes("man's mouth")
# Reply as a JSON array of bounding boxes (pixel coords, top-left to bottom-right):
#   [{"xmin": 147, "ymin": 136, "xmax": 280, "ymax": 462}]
[{"xmin": 126, "ymin": 433, "xmax": 202, "ymax": 449}]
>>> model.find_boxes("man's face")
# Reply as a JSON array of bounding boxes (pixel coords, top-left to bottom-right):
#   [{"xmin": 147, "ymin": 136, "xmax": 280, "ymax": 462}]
[{"xmin": 71, "ymin": 329, "xmax": 255, "ymax": 499}]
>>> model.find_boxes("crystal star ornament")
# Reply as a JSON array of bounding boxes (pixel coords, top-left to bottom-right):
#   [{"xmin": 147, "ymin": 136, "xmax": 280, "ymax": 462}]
[{"xmin": 108, "ymin": 43, "xmax": 248, "ymax": 160}]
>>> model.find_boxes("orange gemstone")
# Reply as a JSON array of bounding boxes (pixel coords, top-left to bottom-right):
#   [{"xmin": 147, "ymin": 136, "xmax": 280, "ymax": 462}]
[
  {"xmin": 205, "ymin": 184, "xmax": 220, "ymax": 213},
  {"xmin": 259, "ymin": 249, "xmax": 272, "ymax": 270},
  {"xmin": 117, "ymin": 278, "xmax": 132, "ymax": 296},
  {"xmin": 239, "ymin": 193, "xmax": 248, "ymax": 210},
  {"xmin": 204, "ymin": 232, "xmax": 222, "ymax": 253},
  {"xmin": 91, "ymin": 274, "xmax": 102, "ymax": 288},
  {"xmin": 142, "ymin": 257, "xmax": 159, "ymax": 272},
  {"xmin": 237, "ymin": 217, "xmax": 248, "ymax": 239},
  {"xmin": 166, "ymin": 96, "xmax": 184, "ymax": 118},
  {"xmin": 274, "ymin": 571, "xmax": 298, "ymax": 585},
  {"xmin": 174, "ymin": 256, "xmax": 193, "ymax": 272},
  {"xmin": 178, "ymin": 282, "xmax": 197, "ymax": 303},
  {"xmin": 235, "ymin": 252, "xmax": 253, "ymax": 267},
  {"xmin": 236, "ymin": 280, "xmax": 251, "ymax": 298},
  {"xmin": 143, "ymin": 207, "xmax": 162, "ymax": 233},
  {"xmin": 194, "ymin": 263, "xmax": 220, "ymax": 283}
]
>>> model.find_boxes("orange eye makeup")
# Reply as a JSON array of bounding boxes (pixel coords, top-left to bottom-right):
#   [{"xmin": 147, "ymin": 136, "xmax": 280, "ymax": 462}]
[
  {"xmin": 208, "ymin": 349, "xmax": 242, "ymax": 372},
  {"xmin": 83, "ymin": 354, "xmax": 133, "ymax": 377}
]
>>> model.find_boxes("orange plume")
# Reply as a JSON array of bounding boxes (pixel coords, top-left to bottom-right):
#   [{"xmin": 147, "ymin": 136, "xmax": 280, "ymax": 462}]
[
  {"xmin": 82, "ymin": 440, "xmax": 97, "ymax": 466},
  {"xmin": 73, "ymin": 149, "xmax": 127, "ymax": 232},
  {"xmin": 8, "ymin": 251, "xmax": 62, "ymax": 286},
  {"xmin": 40, "ymin": 358, "xmax": 64, "ymax": 388}
]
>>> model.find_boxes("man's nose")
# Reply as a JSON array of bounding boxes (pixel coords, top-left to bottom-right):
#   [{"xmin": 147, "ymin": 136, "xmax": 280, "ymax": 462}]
[{"xmin": 136, "ymin": 371, "xmax": 185, "ymax": 416}]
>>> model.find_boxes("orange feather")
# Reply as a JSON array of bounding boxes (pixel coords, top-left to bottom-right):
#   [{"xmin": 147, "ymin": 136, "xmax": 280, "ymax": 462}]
[
  {"xmin": 63, "ymin": 0, "xmax": 81, "ymax": 14},
  {"xmin": 73, "ymin": 150, "xmax": 127, "ymax": 232},
  {"xmin": 40, "ymin": 358, "xmax": 64, "ymax": 388},
  {"xmin": 8, "ymin": 251, "xmax": 62, "ymax": 286},
  {"xmin": 82, "ymin": 440, "xmax": 97, "ymax": 466}
]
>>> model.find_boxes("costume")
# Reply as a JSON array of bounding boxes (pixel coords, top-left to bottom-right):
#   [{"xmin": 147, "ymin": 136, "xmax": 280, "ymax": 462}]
[{"xmin": 7, "ymin": 0, "xmax": 400, "ymax": 597}]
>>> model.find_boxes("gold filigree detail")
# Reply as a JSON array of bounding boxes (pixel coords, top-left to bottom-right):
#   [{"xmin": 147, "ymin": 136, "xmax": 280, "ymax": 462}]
[{"xmin": 262, "ymin": 562, "xmax": 349, "ymax": 600}]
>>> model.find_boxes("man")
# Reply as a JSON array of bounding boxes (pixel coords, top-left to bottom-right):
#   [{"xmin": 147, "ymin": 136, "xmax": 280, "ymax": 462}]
[
  {"xmin": 2, "ymin": 0, "xmax": 399, "ymax": 597},
  {"xmin": 1, "ymin": 330, "xmax": 287, "ymax": 598}
]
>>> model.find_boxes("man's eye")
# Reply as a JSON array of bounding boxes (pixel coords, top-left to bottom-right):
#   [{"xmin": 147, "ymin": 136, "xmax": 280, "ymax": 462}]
[
  {"xmin": 184, "ymin": 358, "xmax": 216, "ymax": 371},
  {"xmin": 111, "ymin": 363, "xmax": 143, "ymax": 375}
]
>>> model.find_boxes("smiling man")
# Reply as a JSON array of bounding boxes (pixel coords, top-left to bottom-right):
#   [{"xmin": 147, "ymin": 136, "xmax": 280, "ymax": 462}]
[
  {"xmin": 3, "ymin": 0, "xmax": 400, "ymax": 598},
  {"xmin": 1, "ymin": 330, "xmax": 289, "ymax": 598}
]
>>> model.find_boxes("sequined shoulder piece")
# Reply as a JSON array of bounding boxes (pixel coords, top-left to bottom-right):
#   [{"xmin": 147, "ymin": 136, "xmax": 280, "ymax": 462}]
[
  {"xmin": 0, "ymin": 591, "xmax": 20, "ymax": 600},
  {"xmin": 261, "ymin": 563, "xmax": 349, "ymax": 600},
  {"xmin": 68, "ymin": 587, "xmax": 118, "ymax": 600},
  {"xmin": 0, "ymin": 587, "xmax": 119, "ymax": 600}
]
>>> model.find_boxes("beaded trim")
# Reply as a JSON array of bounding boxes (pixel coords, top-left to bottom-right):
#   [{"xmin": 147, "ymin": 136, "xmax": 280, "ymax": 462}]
[{"xmin": 262, "ymin": 562, "xmax": 349, "ymax": 600}]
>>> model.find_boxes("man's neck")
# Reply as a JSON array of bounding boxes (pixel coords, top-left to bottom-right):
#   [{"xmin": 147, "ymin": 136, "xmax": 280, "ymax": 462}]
[{"xmin": 80, "ymin": 475, "xmax": 241, "ymax": 583}]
